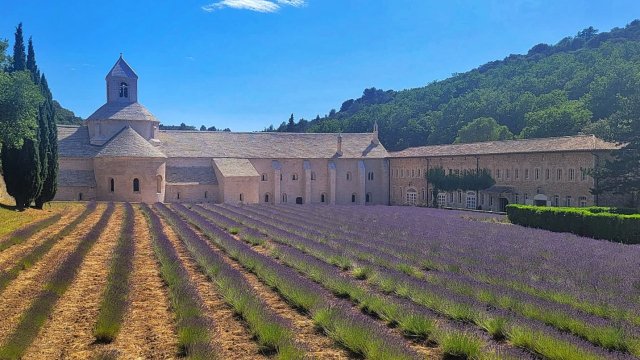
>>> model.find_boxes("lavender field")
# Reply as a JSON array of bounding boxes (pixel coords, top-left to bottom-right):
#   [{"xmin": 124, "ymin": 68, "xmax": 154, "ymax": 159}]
[{"xmin": 1, "ymin": 202, "xmax": 639, "ymax": 359}]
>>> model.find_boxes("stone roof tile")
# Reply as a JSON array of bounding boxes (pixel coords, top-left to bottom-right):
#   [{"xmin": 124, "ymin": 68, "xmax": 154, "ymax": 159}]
[
  {"xmin": 95, "ymin": 126, "xmax": 167, "ymax": 158},
  {"xmin": 389, "ymin": 135, "xmax": 620, "ymax": 158},
  {"xmin": 106, "ymin": 56, "xmax": 138, "ymax": 79},
  {"xmin": 57, "ymin": 169, "xmax": 96, "ymax": 187},
  {"xmin": 213, "ymin": 158, "xmax": 259, "ymax": 177},
  {"xmin": 157, "ymin": 131, "xmax": 387, "ymax": 159},
  {"xmin": 166, "ymin": 166, "xmax": 218, "ymax": 185},
  {"xmin": 58, "ymin": 126, "xmax": 101, "ymax": 158},
  {"xmin": 86, "ymin": 102, "xmax": 158, "ymax": 122}
]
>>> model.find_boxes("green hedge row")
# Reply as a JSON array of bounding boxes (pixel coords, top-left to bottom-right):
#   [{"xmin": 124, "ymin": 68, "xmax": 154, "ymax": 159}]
[{"xmin": 506, "ymin": 205, "xmax": 640, "ymax": 244}]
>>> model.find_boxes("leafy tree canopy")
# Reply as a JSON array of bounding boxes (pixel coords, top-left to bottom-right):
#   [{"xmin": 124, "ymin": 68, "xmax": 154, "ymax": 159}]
[{"xmin": 454, "ymin": 117, "xmax": 514, "ymax": 143}]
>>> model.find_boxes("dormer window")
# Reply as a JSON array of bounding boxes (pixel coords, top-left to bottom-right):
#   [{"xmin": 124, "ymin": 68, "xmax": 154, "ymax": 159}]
[{"xmin": 119, "ymin": 82, "xmax": 129, "ymax": 98}]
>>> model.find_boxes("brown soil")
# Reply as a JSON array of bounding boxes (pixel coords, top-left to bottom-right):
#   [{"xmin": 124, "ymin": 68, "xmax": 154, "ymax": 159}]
[
  {"xmin": 0, "ymin": 205, "xmax": 86, "ymax": 271},
  {"xmin": 159, "ymin": 214, "xmax": 268, "ymax": 360},
  {"xmin": 24, "ymin": 204, "xmax": 122, "ymax": 359},
  {"xmin": 94, "ymin": 205, "xmax": 179, "ymax": 359},
  {"xmin": 0, "ymin": 204, "xmax": 107, "ymax": 346},
  {"xmin": 205, "ymin": 236, "xmax": 352, "ymax": 360}
]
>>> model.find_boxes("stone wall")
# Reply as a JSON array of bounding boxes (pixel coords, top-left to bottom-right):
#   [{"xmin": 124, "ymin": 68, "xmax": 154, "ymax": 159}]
[{"xmin": 389, "ymin": 151, "xmax": 611, "ymax": 211}]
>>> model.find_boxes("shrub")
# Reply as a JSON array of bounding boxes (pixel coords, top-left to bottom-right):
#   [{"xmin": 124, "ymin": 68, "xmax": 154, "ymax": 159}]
[{"xmin": 506, "ymin": 204, "xmax": 640, "ymax": 244}]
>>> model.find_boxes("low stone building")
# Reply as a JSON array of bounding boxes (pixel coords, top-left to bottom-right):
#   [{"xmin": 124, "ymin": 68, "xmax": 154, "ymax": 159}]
[
  {"xmin": 388, "ymin": 136, "xmax": 621, "ymax": 212},
  {"xmin": 55, "ymin": 56, "xmax": 390, "ymax": 205}
]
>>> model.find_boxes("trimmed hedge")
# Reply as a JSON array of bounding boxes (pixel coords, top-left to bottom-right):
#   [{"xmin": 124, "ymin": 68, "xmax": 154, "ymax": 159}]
[{"xmin": 506, "ymin": 205, "xmax": 640, "ymax": 244}]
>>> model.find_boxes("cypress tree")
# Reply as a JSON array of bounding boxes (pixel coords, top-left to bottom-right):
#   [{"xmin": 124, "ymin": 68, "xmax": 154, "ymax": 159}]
[
  {"xmin": 26, "ymin": 37, "xmax": 40, "ymax": 84},
  {"xmin": 11, "ymin": 23, "xmax": 26, "ymax": 72},
  {"xmin": 35, "ymin": 74, "xmax": 57, "ymax": 209},
  {"xmin": 1, "ymin": 23, "xmax": 43, "ymax": 210}
]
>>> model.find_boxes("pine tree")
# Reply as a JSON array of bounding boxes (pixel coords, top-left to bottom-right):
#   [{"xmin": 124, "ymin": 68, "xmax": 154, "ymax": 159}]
[{"xmin": 11, "ymin": 23, "xmax": 26, "ymax": 72}]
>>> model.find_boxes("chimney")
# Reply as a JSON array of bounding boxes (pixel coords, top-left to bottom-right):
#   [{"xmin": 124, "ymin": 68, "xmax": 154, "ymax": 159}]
[
  {"xmin": 372, "ymin": 121, "xmax": 379, "ymax": 145},
  {"xmin": 337, "ymin": 134, "xmax": 343, "ymax": 156}
]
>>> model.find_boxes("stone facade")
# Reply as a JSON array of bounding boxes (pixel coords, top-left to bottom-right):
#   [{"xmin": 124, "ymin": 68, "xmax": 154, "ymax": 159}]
[
  {"xmin": 388, "ymin": 136, "xmax": 621, "ymax": 211},
  {"xmin": 54, "ymin": 56, "xmax": 389, "ymax": 205}
]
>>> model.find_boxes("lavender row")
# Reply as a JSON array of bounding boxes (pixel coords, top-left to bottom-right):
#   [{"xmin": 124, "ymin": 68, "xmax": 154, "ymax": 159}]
[
  {"xmin": 243, "ymin": 204, "xmax": 640, "ymax": 327},
  {"xmin": 0, "ymin": 213, "xmax": 63, "ymax": 252},
  {"xmin": 140, "ymin": 204, "xmax": 216, "ymax": 359},
  {"xmin": 0, "ymin": 202, "xmax": 114, "ymax": 360},
  {"xmin": 93, "ymin": 203, "xmax": 135, "ymax": 343},
  {"xmin": 171, "ymin": 203, "xmax": 421, "ymax": 360},
  {"xmin": 214, "ymin": 205, "xmax": 637, "ymax": 359},
  {"xmin": 153, "ymin": 203, "xmax": 304, "ymax": 359}
]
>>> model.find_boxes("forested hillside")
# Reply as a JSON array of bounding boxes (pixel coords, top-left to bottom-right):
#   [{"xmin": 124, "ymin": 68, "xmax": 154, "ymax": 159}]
[{"xmin": 275, "ymin": 20, "xmax": 640, "ymax": 151}]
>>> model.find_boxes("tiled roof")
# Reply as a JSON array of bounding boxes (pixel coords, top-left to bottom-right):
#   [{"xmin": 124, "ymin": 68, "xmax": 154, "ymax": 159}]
[
  {"xmin": 58, "ymin": 170, "xmax": 96, "ymax": 187},
  {"xmin": 389, "ymin": 135, "xmax": 620, "ymax": 158},
  {"xmin": 95, "ymin": 126, "xmax": 167, "ymax": 158},
  {"xmin": 106, "ymin": 56, "xmax": 138, "ymax": 79},
  {"xmin": 58, "ymin": 126, "xmax": 101, "ymax": 158},
  {"xmin": 157, "ymin": 132, "xmax": 387, "ymax": 159},
  {"xmin": 166, "ymin": 166, "xmax": 218, "ymax": 185},
  {"xmin": 213, "ymin": 158, "xmax": 259, "ymax": 177},
  {"xmin": 86, "ymin": 102, "xmax": 158, "ymax": 122}
]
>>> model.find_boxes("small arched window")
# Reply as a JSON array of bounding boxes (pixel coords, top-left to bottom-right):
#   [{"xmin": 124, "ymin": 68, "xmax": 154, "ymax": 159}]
[
  {"xmin": 133, "ymin": 178, "xmax": 140, "ymax": 192},
  {"xmin": 261, "ymin": 174, "xmax": 268, "ymax": 182},
  {"xmin": 366, "ymin": 193, "xmax": 372, "ymax": 203},
  {"xmin": 351, "ymin": 193, "xmax": 357, "ymax": 203},
  {"xmin": 311, "ymin": 172, "xmax": 317, "ymax": 181},
  {"xmin": 321, "ymin": 193, "xmax": 326, "ymax": 203},
  {"xmin": 78, "ymin": 193, "xmax": 83, "ymax": 201},
  {"xmin": 282, "ymin": 193, "xmax": 288, "ymax": 203},
  {"xmin": 367, "ymin": 172, "xmax": 374, "ymax": 181},
  {"xmin": 177, "ymin": 192, "xmax": 181, "ymax": 200},
  {"xmin": 204, "ymin": 191, "xmax": 208, "ymax": 199},
  {"xmin": 109, "ymin": 178, "xmax": 115, "ymax": 193},
  {"xmin": 292, "ymin": 173, "xmax": 299, "ymax": 181},
  {"xmin": 119, "ymin": 82, "xmax": 129, "ymax": 98},
  {"xmin": 346, "ymin": 172, "xmax": 352, "ymax": 181},
  {"xmin": 264, "ymin": 193, "xmax": 270, "ymax": 203},
  {"xmin": 239, "ymin": 193, "xmax": 244, "ymax": 202},
  {"xmin": 156, "ymin": 175, "xmax": 162, "ymax": 194}
]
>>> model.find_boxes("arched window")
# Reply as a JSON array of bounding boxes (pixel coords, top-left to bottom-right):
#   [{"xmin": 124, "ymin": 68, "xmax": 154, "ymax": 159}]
[
  {"xmin": 109, "ymin": 178, "xmax": 115, "ymax": 193},
  {"xmin": 239, "ymin": 193, "xmax": 244, "ymax": 202},
  {"xmin": 282, "ymin": 193, "xmax": 288, "ymax": 203},
  {"xmin": 264, "ymin": 193, "xmax": 271, "ymax": 203},
  {"xmin": 466, "ymin": 191, "xmax": 477, "ymax": 209},
  {"xmin": 346, "ymin": 172, "xmax": 352, "ymax": 181},
  {"xmin": 133, "ymin": 178, "xmax": 140, "ymax": 192},
  {"xmin": 292, "ymin": 173, "xmax": 299, "ymax": 181},
  {"xmin": 366, "ymin": 192, "xmax": 372, "ymax": 203},
  {"xmin": 321, "ymin": 193, "xmax": 326, "ymax": 203},
  {"xmin": 311, "ymin": 172, "xmax": 317, "ymax": 181},
  {"xmin": 119, "ymin": 82, "xmax": 129, "ymax": 98},
  {"xmin": 261, "ymin": 174, "xmax": 268, "ymax": 181},
  {"xmin": 78, "ymin": 193, "xmax": 83, "ymax": 201},
  {"xmin": 156, "ymin": 175, "xmax": 162, "ymax": 194},
  {"xmin": 177, "ymin": 192, "xmax": 180, "ymax": 200},
  {"xmin": 351, "ymin": 193, "xmax": 357, "ymax": 203},
  {"xmin": 367, "ymin": 172, "xmax": 374, "ymax": 181},
  {"xmin": 204, "ymin": 191, "xmax": 208, "ymax": 199}
]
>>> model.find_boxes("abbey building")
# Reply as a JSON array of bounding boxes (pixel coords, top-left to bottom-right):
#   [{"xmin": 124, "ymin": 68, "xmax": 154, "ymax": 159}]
[{"xmin": 55, "ymin": 57, "xmax": 624, "ymax": 210}]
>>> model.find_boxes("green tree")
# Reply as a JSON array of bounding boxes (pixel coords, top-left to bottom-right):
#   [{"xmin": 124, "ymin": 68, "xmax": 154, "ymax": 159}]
[
  {"xmin": 11, "ymin": 23, "xmax": 26, "ymax": 72},
  {"xmin": 520, "ymin": 101, "xmax": 592, "ymax": 138},
  {"xmin": 35, "ymin": 74, "xmax": 58, "ymax": 209},
  {"xmin": 454, "ymin": 117, "xmax": 514, "ymax": 143}
]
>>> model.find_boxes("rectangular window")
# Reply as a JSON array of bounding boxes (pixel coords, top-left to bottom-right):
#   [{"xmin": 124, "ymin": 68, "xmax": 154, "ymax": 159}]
[
  {"xmin": 535, "ymin": 168, "xmax": 540, "ymax": 180},
  {"xmin": 480, "ymin": 193, "xmax": 485, "ymax": 205},
  {"xmin": 525, "ymin": 169, "xmax": 529, "ymax": 180},
  {"xmin": 569, "ymin": 168, "xmax": 575, "ymax": 181},
  {"xmin": 565, "ymin": 196, "xmax": 572, "ymax": 207},
  {"xmin": 458, "ymin": 191, "xmax": 462, "ymax": 203},
  {"xmin": 515, "ymin": 193, "xmax": 520, "ymax": 204},
  {"xmin": 545, "ymin": 169, "xmax": 550, "ymax": 180},
  {"xmin": 496, "ymin": 169, "xmax": 501, "ymax": 179},
  {"xmin": 412, "ymin": 169, "xmax": 415, "ymax": 178},
  {"xmin": 515, "ymin": 169, "xmax": 519, "ymax": 180},
  {"xmin": 505, "ymin": 169, "xmax": 510, "ymax": 180},
  {"xmin": 553, "ymin": 195, "xmax": 559, "ymax": 206},
  {"xmin": 449, "ymin": 192, "xmax": 454, "ymax": 203},
  {"xmin": 581, "ymin": 168, "xmax": 587, "ymax": 181},
  {"xmin": 579, "ymin": 196, "xmax": 587, "ymax": 207},
  {"xmin": 557, "ymin": 169, "xmax": 562, "ymax": 181}
]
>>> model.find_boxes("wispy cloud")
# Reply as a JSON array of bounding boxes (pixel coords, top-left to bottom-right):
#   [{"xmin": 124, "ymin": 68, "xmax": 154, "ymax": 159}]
[{"xmin": 202, "ymin": 0, "xmax": 306, "ymax": 13}]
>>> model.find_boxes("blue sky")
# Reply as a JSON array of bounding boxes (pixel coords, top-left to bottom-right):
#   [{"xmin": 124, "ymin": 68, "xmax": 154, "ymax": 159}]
[{"xmin": 3, "ymin": 1, "xmax": 640, "ymax": 131}]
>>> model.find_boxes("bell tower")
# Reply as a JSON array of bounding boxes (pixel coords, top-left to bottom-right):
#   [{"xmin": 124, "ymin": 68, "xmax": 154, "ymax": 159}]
[{"xmin": 106, "ymin": 54, "xmax": 138, "ymax": 103}]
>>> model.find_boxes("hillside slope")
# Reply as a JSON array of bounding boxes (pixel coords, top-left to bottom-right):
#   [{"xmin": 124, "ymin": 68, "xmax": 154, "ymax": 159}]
[{"xmin": 278, "ymin": 20, "xmax": 640, "ymax": 151}]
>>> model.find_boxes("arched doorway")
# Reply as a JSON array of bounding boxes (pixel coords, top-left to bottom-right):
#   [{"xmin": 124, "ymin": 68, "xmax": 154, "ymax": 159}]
[{"xmin": 534, "ymin": 194, "xmax": 548, "ymax": 206}]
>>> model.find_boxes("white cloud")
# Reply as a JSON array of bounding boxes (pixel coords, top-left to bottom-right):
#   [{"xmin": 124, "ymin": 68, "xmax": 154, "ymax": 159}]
[{"xmin": 202, "ymin": 0, "xmax": 305, "ymax": 13}]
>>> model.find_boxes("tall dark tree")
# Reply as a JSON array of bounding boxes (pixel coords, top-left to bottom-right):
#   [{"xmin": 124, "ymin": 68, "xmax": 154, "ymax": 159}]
[
  {"xmin": 11, "ymin": 23, "xmax": 26, "ymax": 72},
  {"xmin": 26, "ymin": 37, "xmax": 40, "ymax": 83},
  {"xmin": 286, "ymin": 113, "xmax": 295, "ymax": 132},
  {"xmin": 35, "ymin": 74, "xmax": 57, "ymax": 209},
  {"xmin": 2, "ymin": 23, "xmax": 45, "ymax": 210}
]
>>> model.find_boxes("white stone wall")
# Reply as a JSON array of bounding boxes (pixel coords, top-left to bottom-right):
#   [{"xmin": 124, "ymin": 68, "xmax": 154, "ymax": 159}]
[
  {"xmin": 93, "ymin": 157, "xmax": 166, "ymax": 203},
  {"xmin": 165, "ymin": 184, "xmax": 218, "ymax": 203}
]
